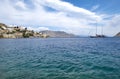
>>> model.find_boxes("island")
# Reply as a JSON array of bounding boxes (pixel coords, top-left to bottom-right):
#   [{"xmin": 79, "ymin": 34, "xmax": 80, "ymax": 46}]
[{"xmin": 0, "ymin": 23, "xmax": 76, "ymax": 38}]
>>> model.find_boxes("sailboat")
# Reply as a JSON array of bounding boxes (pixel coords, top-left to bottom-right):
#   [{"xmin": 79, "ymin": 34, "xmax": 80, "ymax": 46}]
[
  {"xmin": 90, "ymin": 22, "xmax": 106, "ymax": 38},
  {"xmin": 90, "ymin": 34, "xmax": 105, "ymax": 38}
]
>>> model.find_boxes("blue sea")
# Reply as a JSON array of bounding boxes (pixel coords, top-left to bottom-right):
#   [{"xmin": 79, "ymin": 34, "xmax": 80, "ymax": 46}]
[{"xmin": 0, "ymin": 38, "xmax": 120, "ymax": 79}]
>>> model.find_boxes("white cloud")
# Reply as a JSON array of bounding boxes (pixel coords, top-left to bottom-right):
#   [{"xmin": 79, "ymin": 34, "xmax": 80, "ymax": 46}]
[
  {"xmin": 15, "ymin": 0, "xmax": 27, "ymax": 10},
  {"xmin": 0, "ymin": 0, "xmax": 120, "ymax": 36},
  {"xmin": 102, "ymin": 15, "xmax": 120, "ymax": 36}
]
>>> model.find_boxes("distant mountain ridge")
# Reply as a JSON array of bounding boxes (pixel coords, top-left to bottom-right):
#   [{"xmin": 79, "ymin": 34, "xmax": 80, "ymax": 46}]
[{"xmin": 40, "ymin": 30, "xmax": 76, "ymax": 38}]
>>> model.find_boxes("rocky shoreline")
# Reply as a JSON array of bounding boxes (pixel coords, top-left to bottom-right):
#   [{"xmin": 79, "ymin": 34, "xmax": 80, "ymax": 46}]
[{"xmin": 0, "ymin": 23, "xmax": 49, "ymax": 38}]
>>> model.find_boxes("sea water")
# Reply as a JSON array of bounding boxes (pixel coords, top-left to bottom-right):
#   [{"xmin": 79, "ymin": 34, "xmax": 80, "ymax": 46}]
[{"xmin": 0, "ymin": 38, "xmax": 120, "ymax": 79}]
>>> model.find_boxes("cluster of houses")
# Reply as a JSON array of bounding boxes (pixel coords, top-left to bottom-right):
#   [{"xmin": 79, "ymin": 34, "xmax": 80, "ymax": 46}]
[{"xmin": 0, "ymin": 23, "xmax": 49, "ymax": 38}]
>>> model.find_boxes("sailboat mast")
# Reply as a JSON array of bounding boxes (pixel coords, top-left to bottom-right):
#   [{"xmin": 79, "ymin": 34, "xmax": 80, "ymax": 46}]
[
  {"xmin": 96, "ymin": 21, "xmax": 97, "ymax": 35},
  {"xmin": 101, "ymin": 25, "xmax": 103, "ymax": 35}
]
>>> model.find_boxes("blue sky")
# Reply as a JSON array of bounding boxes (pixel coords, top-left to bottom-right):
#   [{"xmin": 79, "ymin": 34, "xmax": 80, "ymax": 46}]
[
  {"xmin": 63, "ymin": 0, "xmax": 120, "ymax": 14},
  {"xmin": 0, "ymin": 0, "xmax": 120, "ymax": 36}
]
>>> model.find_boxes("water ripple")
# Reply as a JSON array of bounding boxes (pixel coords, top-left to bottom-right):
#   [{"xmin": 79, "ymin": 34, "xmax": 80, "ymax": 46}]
[{"xmin": 0, "ymin": 38, "xmax": 120, "ymax": 79}]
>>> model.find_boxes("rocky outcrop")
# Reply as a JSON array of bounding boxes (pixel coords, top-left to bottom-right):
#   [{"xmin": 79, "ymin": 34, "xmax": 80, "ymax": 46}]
[
  {"xmin": 115, "ymin": 32, "xmax": 120, "ymax": 37},
  {"xmin": 0, "ymin": 23, "xmax": 7, "ymax": 29},
  {"xmin": 40, "ymin": 30, "xmax": 76, "ymax": 38},
  {"xmin": 0, "ymin": 23, "xmax": 47, "ymax": 38}
]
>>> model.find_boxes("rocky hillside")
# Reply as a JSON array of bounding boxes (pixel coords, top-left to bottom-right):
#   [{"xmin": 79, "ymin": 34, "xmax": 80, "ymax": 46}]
[
  {"xmin": 115, "ymin": 32, "xmax": 120, "ymax": 37},
  {"xmin": 40, "ymin": 30, "xmax": 76, "ymax": 38},
  {"xmin": 0, "ymin": 23, "xmax": 47, "ymax": 38}
]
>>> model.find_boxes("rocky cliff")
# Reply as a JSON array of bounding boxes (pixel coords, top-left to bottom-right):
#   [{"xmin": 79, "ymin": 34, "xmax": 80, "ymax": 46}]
[{"xmin": 115, "ymin": 32, "xmax": 120, "ymax": 37}]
